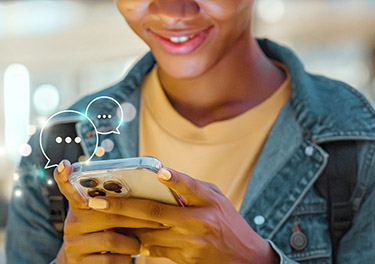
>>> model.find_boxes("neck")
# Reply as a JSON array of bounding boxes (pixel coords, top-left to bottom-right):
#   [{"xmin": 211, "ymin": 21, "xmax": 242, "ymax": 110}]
[{"xmin": 158, "ymin": 36, "xmax": 286, "ymax": 127}]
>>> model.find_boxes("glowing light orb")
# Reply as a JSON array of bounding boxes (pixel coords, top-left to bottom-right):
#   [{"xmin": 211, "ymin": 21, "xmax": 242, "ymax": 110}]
[
  {"xmin": 19, "ymin": 143, "xmax": 32, "ymax": 157},
  {"xmin": 95, "ymin": 146, "xmax": 105, "ymax": 157}
]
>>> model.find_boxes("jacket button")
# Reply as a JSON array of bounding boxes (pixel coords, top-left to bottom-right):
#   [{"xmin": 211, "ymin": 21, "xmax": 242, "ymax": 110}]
[
  {"xmin": 305, "ymin": 146, "xmax": 314, "ymax": 156},
  {"xmin": 254, "ymin": 215, "xmax": 265, "ymax": 225},
  {"xmin": 290, "ymin": 231, "xmax": 308, "ymax": 251}
]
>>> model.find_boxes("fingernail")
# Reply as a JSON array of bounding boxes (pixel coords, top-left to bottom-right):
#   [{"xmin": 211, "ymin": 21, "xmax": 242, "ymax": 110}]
[
  {"xmin": 158, "ymin": 168, "xmax": 171, "ymax": 181},
  {"xmin": 89, "ymin": 198, "xmax": 108, "ymax": 209},
  {"xmin": 57, "ymin": 161, "xmax": 65, "ymax": 174}
]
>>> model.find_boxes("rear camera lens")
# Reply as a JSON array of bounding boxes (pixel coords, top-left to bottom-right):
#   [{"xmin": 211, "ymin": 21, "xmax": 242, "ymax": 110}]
[
  {"xmin": 88, "ymin": 189, "xmax": 106, "ymax": 197},
  {"xmin": 79, "ymin": 178, "xmax": 98, "ymax": 188},
  {"xmin": 103, "ymin": 181, "xmax": 122, "ymax": 192}
]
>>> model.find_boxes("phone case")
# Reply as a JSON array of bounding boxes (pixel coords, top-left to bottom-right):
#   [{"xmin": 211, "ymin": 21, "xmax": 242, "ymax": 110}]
[{"xmin": 69, "ymin": 156, "xmax": 180, "ymax": 205}]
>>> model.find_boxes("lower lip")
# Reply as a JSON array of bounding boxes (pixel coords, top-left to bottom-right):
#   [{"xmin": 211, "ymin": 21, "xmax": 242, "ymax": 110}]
[{"xmin": 152, "ymin": 27, "xmax": 212, "ymax": 55}]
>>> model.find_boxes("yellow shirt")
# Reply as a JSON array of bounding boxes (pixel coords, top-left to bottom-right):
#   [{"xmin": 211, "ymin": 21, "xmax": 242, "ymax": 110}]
[{"xmin": 137, "ymin": 65, "xmax": 291, "ymax": 264}]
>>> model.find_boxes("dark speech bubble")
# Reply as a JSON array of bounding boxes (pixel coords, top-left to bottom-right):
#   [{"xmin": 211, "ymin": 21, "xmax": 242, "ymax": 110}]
[
  {"xmin": 40, "ymin": 110, "xmax": 98, "ymax": 169},
  {"xmin": 85, "ymin": 96, "xmax": 123, "ymax": 135}
]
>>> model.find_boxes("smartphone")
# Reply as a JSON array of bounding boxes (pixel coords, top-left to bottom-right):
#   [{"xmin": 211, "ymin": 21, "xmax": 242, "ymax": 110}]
[{"xmin": 69, "ymin": 156, "xmax": 184, "ymax": 206}]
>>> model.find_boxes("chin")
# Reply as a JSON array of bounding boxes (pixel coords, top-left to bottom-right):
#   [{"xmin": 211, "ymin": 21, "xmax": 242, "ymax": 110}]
[{"xmin": 154, "ymin": 52, "xmax": 215, "ymax": 80}]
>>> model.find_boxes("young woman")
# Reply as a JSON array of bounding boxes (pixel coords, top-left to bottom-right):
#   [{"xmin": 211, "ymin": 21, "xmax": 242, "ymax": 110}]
[{"xmin": 7, "ymin": 0, "xmax": 375, "ymax": 263}]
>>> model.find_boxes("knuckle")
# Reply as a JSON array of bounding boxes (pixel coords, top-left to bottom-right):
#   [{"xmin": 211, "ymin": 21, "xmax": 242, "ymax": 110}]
[
  {"xmin": 113, "ymin": 198, "xmax": 126, "ymax": 212},
  {"xmin": 182, "ymin": 250, "xmax": 203, "ymax": 264},
  {"xmin": 103, "ymin": 232, "xmax": 118, "ymax": 250},
  {"xmin": 187, "ymin": 178, "xmax": 199, "ymax": 194},
  {"xmin": 64, "ymin": 210, "xmax": 76, "ymax": 224},
  {"xmin": 207, "ymin": 183, "xmax": 221, "ymax": 194},
  {"xmin": 197, "ymin": 213, "xmax": 217, "ymax": 235},
  {"xmin": 146, "ymin": 201, "xmax": 164, "ymax": 218},
  {"xmin": 102, "ymin": 254, "xmax": 113, "ymax": 264},
  {"xmin": 173, "ymin": 172, "xmax": 181, "ymax": 185},
  {"xmin": 192, "ymin": 236, "xmax": 209, "ymax": 251},
  {"xmin": 106, "ymin": 212, "xmax": 121, "ymax": 224},
  {"xmin": 64, "ymin": 213, "xmax": 79, "ymax": 234},
  {"xmin": 63, "ymin": 239, "xmax": 77, "ymax": 258}
]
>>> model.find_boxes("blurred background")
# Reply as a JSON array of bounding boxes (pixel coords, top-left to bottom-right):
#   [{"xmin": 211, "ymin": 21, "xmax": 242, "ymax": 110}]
[{"xmin": 0, "ymin": 0, "xmax": 374, "ymax": 262}]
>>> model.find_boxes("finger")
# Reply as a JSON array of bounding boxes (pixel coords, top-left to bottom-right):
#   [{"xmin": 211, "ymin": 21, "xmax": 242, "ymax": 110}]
[
  {"xmin": 157, "ymin": 168, "xmax": 215, "ymax": 206},
  {"xmin": 88, "ymin": 196, "xmax": 186, "ymax": 226},
  {"xmin": 200, "ymin": 181, "xmax": 224, "ymax": 196},
  {"xmin": 65, "ymin": 230, "xmax": 140, "ymax": 256},
  {"xmin": 53, "ymin": 160, "xmax": 88, "ymax": 209},
  {"xmin": 147, "ymin": 246, "xmax": 183, "ymax": 263},
  {"xmin": 80, "ymin": 253, "xmax": 132, "ymax": 264},
  {"xmin": 134, "ymin": 229, "xmax": 184, "ymax": 248},
  {"xmin": 64, "ymin": 209, "xmax": 168, "ymax": 236}
]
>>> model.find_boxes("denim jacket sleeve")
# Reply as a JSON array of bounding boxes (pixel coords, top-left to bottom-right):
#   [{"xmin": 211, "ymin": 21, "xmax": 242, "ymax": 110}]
[{"xmin": 6, "ymin": 133, "xmax": 62, "ymax": 264}]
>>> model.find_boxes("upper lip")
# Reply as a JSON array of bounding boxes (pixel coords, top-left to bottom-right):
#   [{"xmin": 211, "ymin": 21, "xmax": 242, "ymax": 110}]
[{"xmin": 149, "ymin": 26, "xmax": 212, "ymax": 39}]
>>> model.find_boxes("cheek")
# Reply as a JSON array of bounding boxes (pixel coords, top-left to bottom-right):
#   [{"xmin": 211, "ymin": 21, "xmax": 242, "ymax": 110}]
[
  {"xmin": 200, "ymin": 0, "xmax": 252, "ymax": 22},
  {"xmin": 115, "ymin": 0, "xmax": 149, "ymax": 24},
  {"xmin": 116, "ymin": 1, "xmax": 151, "ymax": 39}
]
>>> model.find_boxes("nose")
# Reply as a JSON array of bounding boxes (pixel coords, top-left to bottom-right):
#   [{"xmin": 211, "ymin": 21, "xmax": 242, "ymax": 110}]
[{"xmin": 148, "ymin": 0, "xmax": 200, "ymax": 25}]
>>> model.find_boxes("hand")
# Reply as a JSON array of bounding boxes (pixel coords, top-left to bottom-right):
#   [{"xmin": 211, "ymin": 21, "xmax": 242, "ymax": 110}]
[
  {"xmin": 53, "ymin": 160, "xmax": 166, "ymax": 264},
  {"xmin": 89, "ymin": 168, "xmax": 280, "ymax": 264}
]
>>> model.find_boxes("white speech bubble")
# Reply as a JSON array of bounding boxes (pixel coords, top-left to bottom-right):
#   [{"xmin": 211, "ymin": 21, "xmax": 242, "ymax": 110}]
[
  {"xmin": 40, "ymin": 110, "xmax": 99, "ymax": 169},
  {"xmin": 85, "ymin": 96, "xmax": 124, "ymax": 135}
]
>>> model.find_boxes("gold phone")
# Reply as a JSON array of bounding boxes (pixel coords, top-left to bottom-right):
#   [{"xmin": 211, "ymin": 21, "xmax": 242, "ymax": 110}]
[{"xmin": 69, "ymin": 156, "xmax": 184, "ymax": 206}]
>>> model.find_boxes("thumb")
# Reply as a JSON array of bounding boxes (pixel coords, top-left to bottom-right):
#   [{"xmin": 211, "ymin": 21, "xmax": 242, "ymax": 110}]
[
  {"xmin": 157, "ymin": 168, "xmax": 211, "ymax": 207},
  {"xmin": 53, "ymin": 160, "xmax": 88, "ymax": 209}
]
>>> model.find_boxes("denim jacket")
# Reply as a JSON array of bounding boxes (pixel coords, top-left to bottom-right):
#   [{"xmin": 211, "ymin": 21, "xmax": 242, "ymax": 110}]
[{"xmin": 6, "ymin": 39, "xmax": 375, "ymax": 264}]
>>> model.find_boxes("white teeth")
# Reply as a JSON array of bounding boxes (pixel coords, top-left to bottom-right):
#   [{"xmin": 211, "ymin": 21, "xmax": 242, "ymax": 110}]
[
  {"xmin": 169, "ymin": 35, "xmax": 193, "ymax": 43},
  {"xmin": 179, "ymin": 36, "xmax": 189, "ymax": 42},
  {"xmin": 170, "ymin": 36, "xmax": 180, "ymax": 43}
]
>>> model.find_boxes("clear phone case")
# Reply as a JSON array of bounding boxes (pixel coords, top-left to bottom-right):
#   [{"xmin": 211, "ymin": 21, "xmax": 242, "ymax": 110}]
[{"xmin": 69, "ymin": 156, "xmax": 179, "ymax": 205}]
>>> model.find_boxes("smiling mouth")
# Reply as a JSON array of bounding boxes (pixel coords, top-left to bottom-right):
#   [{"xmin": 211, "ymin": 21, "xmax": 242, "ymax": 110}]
[{"xmin": 150, "ymin": 26, "xmax": 213, "ymax": 55}]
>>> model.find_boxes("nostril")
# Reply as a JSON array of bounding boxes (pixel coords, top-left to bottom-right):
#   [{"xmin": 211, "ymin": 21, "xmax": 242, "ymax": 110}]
[{"xmin": 185, "ymin": 1, "xmax": 200, "ymax": 16}]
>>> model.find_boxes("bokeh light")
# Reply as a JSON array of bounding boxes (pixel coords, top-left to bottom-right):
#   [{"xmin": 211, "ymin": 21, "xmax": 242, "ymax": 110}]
[
  {"xmin": 4, "ymin": 63, "xmax": 30, "ymax": 164},
  {"xmin": 14, "ymin": 189, "xmax": 22, "ymax": 198},
  {"xmin": 26, "ymin": 124, "xmax": 37, "ymax": 136},
  {"xmin": 33, "ymin": 84, "xmax": 60, "ymax": 115},
  {"xmin": 18, "ymin": 143, "xmax": 32, "ymax": 157},
  {"xmin": 13, "ymin": 173, "xmax": 19, "ymax": 181},
  {"xmin": 78, "ymin": 155, "xmax": 87, "ymax": 162},
  {"xmin": 95, "ymin": 146, "xmax": 105, "ymax": 157},
  {"xmin": 257, "ymin": 0, "xmax": 285, "ymax": 23},
  {"xmin": 101, "ymin": 139, "xmax": 114, "ymax": 153},
  {"xmin": 118, "ymin": 102, "xmax": 137, "ymax": 122}
]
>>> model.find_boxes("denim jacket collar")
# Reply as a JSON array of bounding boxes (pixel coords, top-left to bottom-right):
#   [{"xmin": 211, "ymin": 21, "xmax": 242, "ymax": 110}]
[{"xmin": 257, "ymin": 39, "xmax": 375, "ymax": 142}]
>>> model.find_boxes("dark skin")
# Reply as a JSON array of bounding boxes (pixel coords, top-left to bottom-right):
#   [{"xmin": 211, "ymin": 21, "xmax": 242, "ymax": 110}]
[{"xmin": 55, "ymin": 0, "xmax": 283, "ymax": 263}]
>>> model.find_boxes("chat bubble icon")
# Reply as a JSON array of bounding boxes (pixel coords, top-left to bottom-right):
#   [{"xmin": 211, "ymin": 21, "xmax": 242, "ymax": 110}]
[
  {"xmin": 85, "ymin": 96, "xmax": 124, "ymax": 135},
  {"xmin": 40, "ymin": 110, "xmax": 98, "ymax": 169}
]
